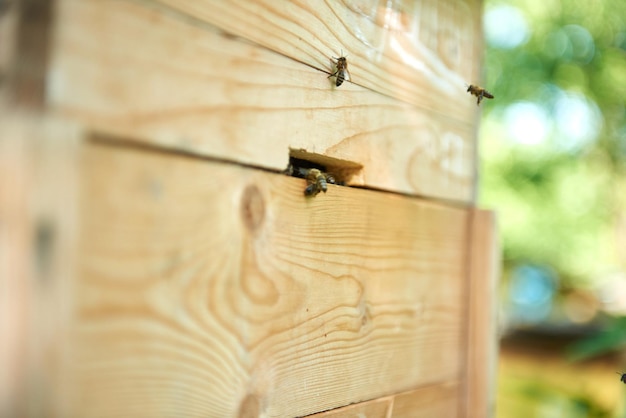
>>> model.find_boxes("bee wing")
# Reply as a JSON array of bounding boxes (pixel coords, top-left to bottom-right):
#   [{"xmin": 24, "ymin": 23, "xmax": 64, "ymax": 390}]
[{"xmin": 343, "ymin": 68, "xmax": 351, "ymax": 82}]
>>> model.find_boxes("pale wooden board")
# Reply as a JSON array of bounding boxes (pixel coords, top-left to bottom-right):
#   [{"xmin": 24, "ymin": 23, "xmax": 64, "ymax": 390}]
[
  {"xmin": 0, "ymin": 116, "xmax": 34, "ymax": 417},
  {"xmin": 70, "ymin": 141, "xmax": 470, "ymax": 417},
  {"xmin": 154, "ymin": 0, "xmax": 484, "ymax": 120},
  {"xmin": 464, "ymin": 210, "xmax": 499, "ymax": 418},
  {"xmin": 304, "ymin": 396, "xmax": 391, "ymax": 418},
  {"xmin": 0, "ymin": 114, "xmax": 79, "ymax": 417},
  {"xmin": 49, "ymin": 0, "xmax": 476, "ymax": 203},
  {"xmin": 390, "ymin": 382, "xmax": 459, "ymax": 418},
  {"xmin": 305, "ymin": 380, "xmax": 463, "ymax": 418}
]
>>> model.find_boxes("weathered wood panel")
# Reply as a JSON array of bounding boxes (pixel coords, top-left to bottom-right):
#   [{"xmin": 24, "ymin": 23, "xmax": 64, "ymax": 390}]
[
  {"xmin": 71, "ymin": 140, "xmax": 469, "ymax": 417},
  {"xmin": 464, "ymin": 210, "xmax": 499, "ymax": 418},
  {"xmin": 155, "ymin": 0, "xmax": 483, "ymax": 120},
  {"xmin": 49, "ymin": 0, "xmax": 476, "ymax": 203}
]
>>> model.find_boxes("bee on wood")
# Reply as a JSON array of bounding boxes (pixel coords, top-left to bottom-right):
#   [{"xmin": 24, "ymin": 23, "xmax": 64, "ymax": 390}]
[
  {"xmin": 466, "ymin": 84, "xmax": 494, "ymax": 106},
  {"xmin": 616, "ymin": 372, "xmax": 626, "ymax": 384},
  {"xmin": 304, "ymin": 168, "xmax": 335, "ymax": 197},
  {"xmin": 328, "ymin": 51, "xmax": 351, "ymax": 87}
]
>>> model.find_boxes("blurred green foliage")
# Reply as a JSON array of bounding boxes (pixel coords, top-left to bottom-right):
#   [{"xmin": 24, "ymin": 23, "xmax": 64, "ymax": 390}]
[
  {"xmin": 568, "ymin": 316, "xmax": 626, "ymax": 361},
  {"xmin": 483, "ymin": 1, "xmax": 626, "ymax": 416},
  {"xmin": 480, "ymin": 0, "xmax": 626, "ymax": 286}
]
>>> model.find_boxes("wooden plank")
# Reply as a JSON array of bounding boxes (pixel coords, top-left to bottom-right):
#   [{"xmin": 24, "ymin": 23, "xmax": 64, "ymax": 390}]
[
  {"xmin": 0, "ymin": 114, "xmax": 79, "ymax": 417},
  {"xmin": 154, "ymin": 0, "xmax": 484, "ymax": 121},
  {"xmin": 390, "ymin": 382, "xmax": 459, "ymax": 418},
  {"xmin": 304, "ymin": 396, "xmax": 391, "ymax": 418},
  {"xmin": 49, "ymin": 0, "xmax": 476, "ymax": 203},
  {"xmin": 69, "ymin": 140, "xmax": 470, "ymax": 417},
  {"xmin": 463, "ymin": 210, "xmax": 499, "ymax": 418},
  {"xmin": 305, "ymin": 380, "xmax": 463, "ymax": 418},
  {"xmin": 0, "ymin": 115, "xmax": 34, "ymax": 417}
]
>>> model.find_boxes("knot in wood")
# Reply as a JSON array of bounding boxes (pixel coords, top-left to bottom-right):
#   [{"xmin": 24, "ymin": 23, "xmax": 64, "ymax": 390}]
[
  {"xmin": 240, "ymin": 184, "xmax": 265, "ymax": 233},
  {"xmin": 238, "ymin": 393, "xmax": 261, "ymax": 418}
]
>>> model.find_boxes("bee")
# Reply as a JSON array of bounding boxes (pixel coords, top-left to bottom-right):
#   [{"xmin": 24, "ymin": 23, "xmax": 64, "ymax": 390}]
[
  {"xmin": 466, "ymin": 84, "xmax": 494, "ymax": 106},
  {"xmin": 304, "ymin": 168, "xmax": 335, "ymax": 197},
  {"xmin": 328, "ymin": 51, "xmax": 351, "ymax": 87},
  {"xmin": 616, "ymin": 372, "xmax": 626, "ymax": 384}
]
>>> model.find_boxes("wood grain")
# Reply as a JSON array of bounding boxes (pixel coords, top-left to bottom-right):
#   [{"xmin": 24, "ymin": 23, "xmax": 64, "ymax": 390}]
[
  {"xmin": 155, "ymin": 0, "xmax": 484, "ymax": 119},
  {"xmin": 49, "ymin": 0, "xmax": 476, "ymax": 203},
  {"xmin": 70, "ymin": 141, "xmax": 470, "ymax": 417},
  {"xmin": 305, "ymin": 380, "xmax": 463, "ymax": 418},
  {"xmin": 390, "ymin": 382, "xmax": 459, "ymax": 418},
  {"xmin": 304, "ymin": 396, "xmax": 391, "ymax": 418},
  {"xmin": 464, "ymin": 210, "xmax": 499, "ymax": 418}
]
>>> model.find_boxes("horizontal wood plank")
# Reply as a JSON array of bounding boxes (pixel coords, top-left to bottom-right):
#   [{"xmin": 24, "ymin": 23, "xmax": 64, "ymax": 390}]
[
  {"xmin": 304, "ymin": 396, "xmax": 391, "ymax": 418},
  {"xmin": 154, "ymin": 0, "xmax": 484, "ymax": 120},
  {"xmin": 391, "ymin": 382, "xmax": 459, "ymax": 418},
  {"xmin": 49, "ymin": 0, "xmax": 476, "ymax": 203},
  {"xmin": 305, "ymin": 380, "xmax": 463, "ymax": 418},
  {"xmin": 70, "ymin": 141, "xmax": 470, "ymax": 417}
]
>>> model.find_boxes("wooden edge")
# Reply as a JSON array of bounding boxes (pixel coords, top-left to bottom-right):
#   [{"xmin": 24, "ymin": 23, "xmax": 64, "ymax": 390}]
[
  {"xmin": 462, "ymin": 209, "xmax": 500, "ymax": 418},
  {"xmin": 302, "ymin": 381, "xmax": 460, "ymax": 418},
  {"xmin": 302, "ymin": 395, "xmax": 392, "ymax": 418},
  {"xmin": 0, "ymin": 113, "xmax": 80, "ymax": 417},
  {"xmin": 390, "ymin": 381, "xmax": 460, "ymax": 418}
]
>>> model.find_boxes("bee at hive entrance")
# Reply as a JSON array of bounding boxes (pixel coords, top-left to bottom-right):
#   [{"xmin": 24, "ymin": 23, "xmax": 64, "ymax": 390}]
[
  {"xmin": 328, "ymin": 51, "xmax": 351, "ymax": 87},
  {"xmin": 283, "ymin": 157, "xmax": 340, "ymax": 198}
]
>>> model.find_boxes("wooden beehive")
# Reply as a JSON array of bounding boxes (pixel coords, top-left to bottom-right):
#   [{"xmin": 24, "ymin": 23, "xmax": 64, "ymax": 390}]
[{"xmin": 0, "ymin": 1, "xmax": 499, "ymax": 417}]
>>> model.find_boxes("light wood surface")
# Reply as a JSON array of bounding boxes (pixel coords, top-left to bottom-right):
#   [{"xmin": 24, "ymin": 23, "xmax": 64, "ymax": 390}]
[
  {"xmin": 305, "ymin": 396, "xmax": 392, "ymax": 418},
  {"xmin": 0, "ymin": 114, "xmax": 79, "ymax": 417},
  {"xmin": 1, "ymin": 1, "xmax": 498, "ymax": 416},
  {"xmin": 305, "ymin": 381, "xmax": 460, "ymax": 418},
  {"xmin": 391, "ymin": 382, "xmax": 459, "ymax": 418},
  {"xmin": 155, "ymin": 0, "xmax": 483, "ymax": 119},
  {"xmin": 70, "ymin": 141, "xmax": 469, "ymax": 417},
  {"xmin": 48, "ymin": 0, "xmax": 476, "ymax": 203},
  {"xmin": 463, "ymin": 210, "xmax": 499, "ymax": 418}
]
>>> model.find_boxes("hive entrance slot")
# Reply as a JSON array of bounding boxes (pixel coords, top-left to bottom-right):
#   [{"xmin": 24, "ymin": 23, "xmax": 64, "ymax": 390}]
[{"xmin": 285, "ymin": 149, "xmax": 363, "ymax": 187}]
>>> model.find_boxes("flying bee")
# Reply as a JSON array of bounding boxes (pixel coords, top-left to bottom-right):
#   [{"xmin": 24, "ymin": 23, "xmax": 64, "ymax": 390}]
[
  {"xmin": 304, "ymin": 168, "xmax": 334, "ymax": 197},
  {"xmin": 616, "ymin": 372, "xmax": 626, "ymax": 384},
  {"xmin": 466, "ymin": 84, "xmax": 494, "ymax": 106},
  {"xmin": 328, "ymin": 51, "xmax": 351, "ymax": 87}
]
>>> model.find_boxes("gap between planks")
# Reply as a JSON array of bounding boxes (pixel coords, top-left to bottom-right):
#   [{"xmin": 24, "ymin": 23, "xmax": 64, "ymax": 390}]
[{"xmin": 87, "ymin": 132, "xmax": 475, "ymax": 211}]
